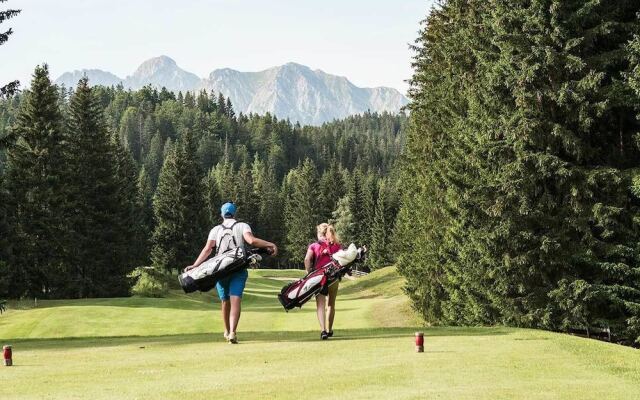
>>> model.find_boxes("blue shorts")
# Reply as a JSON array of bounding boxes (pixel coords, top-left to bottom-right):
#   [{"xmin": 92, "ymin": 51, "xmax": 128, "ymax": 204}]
[{"xmin": 216, "ymin": 269, "xmax": 249, "ymax": 301}]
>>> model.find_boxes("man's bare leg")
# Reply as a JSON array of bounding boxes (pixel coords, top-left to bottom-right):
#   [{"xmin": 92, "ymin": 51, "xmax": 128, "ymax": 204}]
[
  {"xmin": 221, "ymin": 299, "xmax": 231, "ymax": 338},
  {"xmin": 229, "ymin": 296, "xmax": 242, "ymax": 341}
]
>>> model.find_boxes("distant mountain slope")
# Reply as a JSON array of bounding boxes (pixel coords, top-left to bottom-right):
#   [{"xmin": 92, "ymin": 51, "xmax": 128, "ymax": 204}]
[
  {"xmin": 203, "ymin": 63, "xmax": 408, "ymax": 124},
  {"xmin": 56, "ymin": 69, "xmax": 123, "ymax": 87},
  {"xmin": 127, "ymin": 56, "xmax": 200, "ymax": 92},
  {"xmin": 55, "ymin": 56, "xmax": 409, "ymax": 125}
]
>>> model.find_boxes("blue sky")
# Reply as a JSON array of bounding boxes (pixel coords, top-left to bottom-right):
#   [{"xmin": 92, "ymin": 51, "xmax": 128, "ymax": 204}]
[{"xmin": 1, "ymin": 0, "xmax": 433, "ymax": 94}]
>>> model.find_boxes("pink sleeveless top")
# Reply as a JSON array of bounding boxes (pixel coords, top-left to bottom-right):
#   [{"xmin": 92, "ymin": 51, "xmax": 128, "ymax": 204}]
[{"xmin": 308, "ymin": 240, "xmax": 342, "ymax": 270}]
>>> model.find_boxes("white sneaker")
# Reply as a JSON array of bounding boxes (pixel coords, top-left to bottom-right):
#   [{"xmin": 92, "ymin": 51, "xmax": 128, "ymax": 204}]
[
  {"xmin": 228, "ymin": 332, "xmax": 238, "ymax": 344},
  {"xmin": 223, "ymin": 331, "xmax": 229, "ymax": 340}
]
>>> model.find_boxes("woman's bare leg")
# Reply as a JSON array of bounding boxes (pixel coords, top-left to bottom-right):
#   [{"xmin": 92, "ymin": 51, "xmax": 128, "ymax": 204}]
[
  {"xmin": 316, "ymin": 295, "xmax": 327, "ymax": 332},
  {"xmin": 327, "ymin": 283, "xmax": 339, "ymax": 332}
]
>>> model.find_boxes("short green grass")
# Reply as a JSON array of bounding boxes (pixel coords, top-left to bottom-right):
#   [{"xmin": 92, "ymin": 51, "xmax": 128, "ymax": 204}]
[{"xmin": 1, "ymin": 267, "xmax": 639, "ymax": 399}]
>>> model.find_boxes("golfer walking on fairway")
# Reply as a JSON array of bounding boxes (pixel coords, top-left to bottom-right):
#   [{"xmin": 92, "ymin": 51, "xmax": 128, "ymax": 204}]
[
  {"xmin": 304, "ymin": 223, "xmax": 342, "ymax": 340},
  {"xmin": 185, "ymin": 202, "xmax": 278, "ymax": 343}
]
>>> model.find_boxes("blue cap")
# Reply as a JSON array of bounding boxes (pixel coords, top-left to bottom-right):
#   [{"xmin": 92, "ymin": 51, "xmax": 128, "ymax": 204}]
[{"xmin": 221, "ymin": 202, "xmax": 237, "ymax": 218}]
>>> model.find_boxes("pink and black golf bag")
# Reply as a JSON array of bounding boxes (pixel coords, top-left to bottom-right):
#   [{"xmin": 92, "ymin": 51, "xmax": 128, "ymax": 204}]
[{"xmin": 278, "ymin": 244, "xmax": 366, "ymax": 311}]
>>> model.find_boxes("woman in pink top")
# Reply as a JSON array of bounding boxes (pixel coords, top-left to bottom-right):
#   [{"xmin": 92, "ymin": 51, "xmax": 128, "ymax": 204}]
[{"xmin": 304, "ymin": 223, "xmax": 342, "ymax": 340}]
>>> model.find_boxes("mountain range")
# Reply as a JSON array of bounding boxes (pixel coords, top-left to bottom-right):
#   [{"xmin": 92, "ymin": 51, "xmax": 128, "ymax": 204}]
[{"xmin": 55, "ymin": 56, "xmax": 408, "ymax": 125}]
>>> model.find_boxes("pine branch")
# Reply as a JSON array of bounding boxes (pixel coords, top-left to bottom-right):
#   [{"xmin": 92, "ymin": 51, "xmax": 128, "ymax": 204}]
[
  {"xmin": 0, "ymin": 9, "xmax": 20, "ymax": 24},
  {"xmin": 1, "ymin": 3, "xmax": 21, "ymax": 95},
  {"xmin": 0, "ymin": 79, "xmax": 19, "ymax": 98},
  {"xmin": 0, "ymin": 27, "xmax": 12, "ymax": 45}
]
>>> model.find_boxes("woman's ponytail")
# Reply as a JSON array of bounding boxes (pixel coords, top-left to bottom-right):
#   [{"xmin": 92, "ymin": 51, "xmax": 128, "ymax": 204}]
[
  {"xmin": 326, "ymin": 224, "xmax": 339, "ymax": 245},
  {"xmin": 317, "ymin": 222, "xmax": 339, "ymax": 245}
]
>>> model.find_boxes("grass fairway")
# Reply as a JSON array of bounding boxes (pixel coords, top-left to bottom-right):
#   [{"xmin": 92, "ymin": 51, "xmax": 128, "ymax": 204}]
[{"xmin": 1, "ymin": 268, "xmax": 639, "ymax": 399}]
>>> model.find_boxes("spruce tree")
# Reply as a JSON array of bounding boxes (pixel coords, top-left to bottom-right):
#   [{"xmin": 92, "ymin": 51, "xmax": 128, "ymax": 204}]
[
  {"xmin": 225, "ymin": 98, "xmax": 235, "ymax": 119},
  {"xmin": 196, "ymin": 131, "xmax": 220, "ymax": 171},
  {"xmin": 140, "ymin": 114, "xmax": 157, "ymax": 161},
  {"xmin": 331, "ymin": 196, "xmax": 355, "ymax": 245},
  {"xmin": 210, "ymin": 158, "xmax": 235, "ymax": 203},
  {"xmin": 345, "ymin": 169, "xmax": 367, "ymax": 245},
  {"xmin": 217, "ymin": 93, "xmax": 227, "ymax": 116},
  {"xmin": 158, "ymin": 87, "xmax": 175, "ymax": 103},
  {"xmin": 151, "ymin": 130, "xmax": 207, "ymax": 271},
  {"xmin": 5, "ymin": 65, "xmax": 71, "ymax": 297},
  {"xmin": 119, "ymin": 106, "xmax": 142, "ymax": 162},
  {"xmin": 360, "ymin": 172, "xmax": 377, "ymax": 246},
  {"xmin": 144, "ymin": 131, "xmax": 164, "ymax": 188},
  {"xmin": 196, "ymin": 90, "xmax": 211, "ymax": 113},
  {"xmin": 0, "ymin": 171, "xmax": 16, "ymax": 297},
  {"xmin": 112, "ymin": 133, "xmax": 145, "ymax": 290},
  {"xmin": 203, "ymin": 166, "xmax": 222, "ymax": 227},
  {"xmin": 137, "ymin": 166, "xmax": 154, "ymax": 261},
  {"xmin": 183, "ymin": 91, "xmax": 195, "ymax": 109},
  {"xmin": 252, "ymin": 155, "xmax": 283, "ymax": 246},
  {"xmin": 233, "ymin": 161, "xmax": 256, "ymax": 222},
  {"xmin": 369, "ymin": 180, "xmax": 393, "ymax": 270},
  {"xmin": 318, "ymin": 159, "xmax": 345, "ymax": 221},
  {"xmin": 267, "ymin": 132, "xmax": 286, "ymax": 180},
  {"xmin": 65, "ymin": 77, "xmax": 125, "ymax": 297},
  {"xmin": 251, "ymin": 155, "xmax": 267, "ymax": 230},
  {"xmin": 283, "ymin": 158, "xmax": 320, "ymax": 262}
]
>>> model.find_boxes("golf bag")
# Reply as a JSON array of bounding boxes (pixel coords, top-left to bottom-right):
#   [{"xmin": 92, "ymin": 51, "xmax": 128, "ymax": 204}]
[
  {"xmin": 178, "ymin": 247, "xmax": 265, "ymax": 293},
  {"xmin": 278, "ymin": 244, "xmax": 366, "ymax": 311}
]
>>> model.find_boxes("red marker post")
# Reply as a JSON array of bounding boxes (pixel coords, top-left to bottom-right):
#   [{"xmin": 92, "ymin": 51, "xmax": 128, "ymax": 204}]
[
  {"xmin": 415, "ymin": 332, "xmax": 424, "ymax": 353},
  {"xmin": 3, "ymin": 345, "xmax": 12, "ymax": 366}
]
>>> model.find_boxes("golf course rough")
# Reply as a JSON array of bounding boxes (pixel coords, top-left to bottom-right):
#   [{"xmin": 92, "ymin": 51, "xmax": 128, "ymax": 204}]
[{"xmin": 1, "ymin": 267, "xmax": 639, "ymax": 399}]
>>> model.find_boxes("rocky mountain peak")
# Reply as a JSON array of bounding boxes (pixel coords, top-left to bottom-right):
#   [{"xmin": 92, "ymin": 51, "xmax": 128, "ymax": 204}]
[
  {"xmin": 55, "ymin": 56, "xmax": 409, "ymax": 125},
  {"xmin": 132, "ymin": 55, "xmax": 178, "ymax": 76}
]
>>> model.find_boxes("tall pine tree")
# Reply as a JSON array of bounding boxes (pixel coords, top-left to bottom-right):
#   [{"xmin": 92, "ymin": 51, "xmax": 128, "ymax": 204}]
[
  {"xmin": 0, "ymin": 170, "xmax": 15, "ymax": 297},
  {"xmin": 66, "ymin": 77, "xmax": 127, "ymax": 297},
  {"xmin": 369, "ymin": 179, "xmax": 394, "ymax": 270},
  {"xmin": 112, "ymin": 132, "xmax": 146, "ymax": 289},
  {"xmin": 283, "ymin": 158, "xmax": 320, "ymax": 262},
  {"xmin": 151, "ymin": 130, "xmax": 207, "ymax": 271},
  {"xmin": 318, "ymin": 159, "xmax": 345, "ymax": 221},
  {"xmin": 5, "ymin": 65, "xmax": 71, "ymax": 297}
]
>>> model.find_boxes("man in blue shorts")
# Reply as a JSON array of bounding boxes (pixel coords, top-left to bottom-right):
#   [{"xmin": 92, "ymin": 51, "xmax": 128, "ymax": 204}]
[{"xmin": 186, "ymin": 202, "xmax": 278, "ymax": 343}]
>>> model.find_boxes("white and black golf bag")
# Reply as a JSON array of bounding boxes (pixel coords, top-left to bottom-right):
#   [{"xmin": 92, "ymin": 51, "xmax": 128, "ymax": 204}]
[
  {"xmin": 178, "ymin": 221, "xmax": 266, "ymax": 293},
  {"xmin": 179, "ymin": 247, "xmax": 251, "ymax": 293}
]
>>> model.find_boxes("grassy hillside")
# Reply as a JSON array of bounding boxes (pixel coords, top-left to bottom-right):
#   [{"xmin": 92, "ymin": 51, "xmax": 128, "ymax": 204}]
[
  {"xmin": 341, "ymin": 266, "xmax": 417, "ymax": 327},
  {"xmin": 1, "ymin": 268, "xmax": 639, "ymax": 399}
]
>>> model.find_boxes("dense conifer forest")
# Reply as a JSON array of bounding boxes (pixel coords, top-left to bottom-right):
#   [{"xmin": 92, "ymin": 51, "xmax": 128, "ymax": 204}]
[
  {"xmin": 0, "ymin": 66, "xmax": 406, "ymax": 299},
  {"xmin": 396, "ymin": 0, "xmax": 640, "ymax": 345}
]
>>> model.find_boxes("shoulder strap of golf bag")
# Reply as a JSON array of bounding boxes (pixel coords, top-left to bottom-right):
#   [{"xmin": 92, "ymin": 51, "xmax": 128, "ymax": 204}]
[
  {"xmin": 323, "ymin": 240, "xmax": 335, "ymax": 256},
  {"xmin": 216, "ymin": 221, "xmax": 240, "ymax": 255},
  {"xmin": 317, "ymin": 240, "xmax": 335, "ymax": 257},
  {"xmin": 312, "ymin": 240, "xmax": 334, "ymax": 270}
]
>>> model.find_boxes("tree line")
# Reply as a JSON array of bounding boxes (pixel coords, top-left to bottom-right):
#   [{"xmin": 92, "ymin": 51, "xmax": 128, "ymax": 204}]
[
  {"xmin": 0, "ymin": 65, "xmax": 405, "ymax": 299},
  {"xmin": 397, "ymin": 0, "xmax": 640, "ymax": 345}
]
